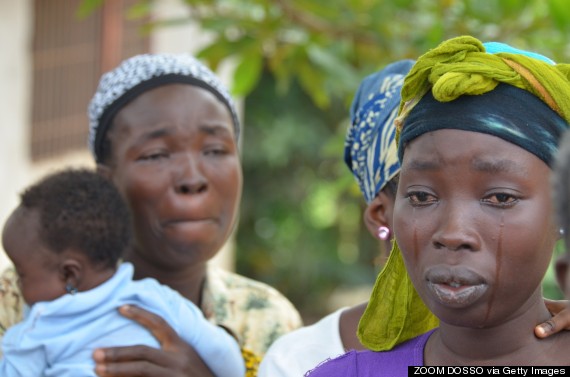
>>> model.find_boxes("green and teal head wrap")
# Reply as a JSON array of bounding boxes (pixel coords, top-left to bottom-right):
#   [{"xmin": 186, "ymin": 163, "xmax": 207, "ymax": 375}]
[{"xmin": 358, "ymin": 35, "xmax": 570, "ymax": 352}]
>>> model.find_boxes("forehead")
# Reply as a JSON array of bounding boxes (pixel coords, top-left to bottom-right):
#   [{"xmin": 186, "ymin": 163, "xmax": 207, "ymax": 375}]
[
  {"xmin": 400, "ymin": 129, "xmax": 545, "ymax": 174},
  {"xmin": 120, "ymin": 84, "xmax": 231, "ymax": 121},
  {"xmin": 2, "ymin": 207, "xmax": 43, "ymax": 257},
  {"xmin": 110, "ymin": 84, "xmax": 235, "ymax": 140},
  {"xmin": 3, "ymin": 206, "xmax": 37, "ymax": 238}
]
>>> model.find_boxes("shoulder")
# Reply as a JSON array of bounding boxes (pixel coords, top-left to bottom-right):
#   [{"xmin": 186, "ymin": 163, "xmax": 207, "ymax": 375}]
[
  {"xmin": 305, "ymin": 332, "xmax": 432, "ymax": 377},
  {"xmin": 304, "ymin": 349, "xmax": 412, "ymax": 377},
  {"xmin": 203, "ymin": 267, "xmax": 302, "ymax": 355},
  {"xmin": 304, "ymin": 350, "xmax": 359, "ymax": 377},
  {"xmin": 259, "ymin": 308, "xmax": 346, "ymax": 377},
  {"xmin": 205, "ymin": 267, "xmax": 301, "ymax": 317}
]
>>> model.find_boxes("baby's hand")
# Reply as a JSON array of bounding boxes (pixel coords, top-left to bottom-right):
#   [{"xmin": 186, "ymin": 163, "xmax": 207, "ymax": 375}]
[{"xmin": 535, "ymin": 299, "xmax": 570, "ymax": 338}]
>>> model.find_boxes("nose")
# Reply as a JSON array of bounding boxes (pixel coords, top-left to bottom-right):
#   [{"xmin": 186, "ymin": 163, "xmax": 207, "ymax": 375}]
[
  {"xmin": 174, "ymin": 155, "xmax": 208, "ymax": 195},
  {"xmin": 431, "ymin": 200, "xmax": 481, "ymax": 252}
]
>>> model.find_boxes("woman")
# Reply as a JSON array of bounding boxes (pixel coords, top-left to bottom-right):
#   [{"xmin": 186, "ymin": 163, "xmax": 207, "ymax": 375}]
[
  {"xmin": 1, "ymin": 53, "xmax": 302, "ymax": 377},
  {"xmin": 306, "ymin": 36, "xmax": 570, "ymax": 374},
  {"xmin": 259, "ymin": 59, "xmax": 414, "ymax": 377}
]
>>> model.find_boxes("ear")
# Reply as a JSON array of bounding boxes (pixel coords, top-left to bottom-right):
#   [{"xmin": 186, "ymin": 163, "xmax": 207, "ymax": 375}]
[
  {"xmin": 363, "ymin": 190, "xmax": 394, "ymax": 238},
  {"xmin": 59, "ymin": 257, "xmax": 83, "ymax": 289}
]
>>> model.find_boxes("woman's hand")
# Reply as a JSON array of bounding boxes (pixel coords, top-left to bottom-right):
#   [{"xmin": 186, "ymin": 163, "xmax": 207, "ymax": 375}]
[
  {"xmin": 93, "ymin": 305, "xmax": 214, "ymax": 377},
  {"xmin": 535, "ymin": 299, "xmax": 570, "ymax": 338}
]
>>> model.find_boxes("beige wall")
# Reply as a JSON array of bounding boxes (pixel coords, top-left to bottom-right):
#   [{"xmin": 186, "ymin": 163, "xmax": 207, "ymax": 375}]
[
  {"xmin": 0, "ymin": 0, "xmax": 238, "ymax": 272},
  {"xmin": 0, "ymin": 0, "xmax": 33, "ymax": 271}
]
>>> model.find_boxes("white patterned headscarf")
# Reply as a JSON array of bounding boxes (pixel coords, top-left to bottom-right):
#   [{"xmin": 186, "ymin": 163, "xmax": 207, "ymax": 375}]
[
  {"xmin": 345, "ymin": 60, "xmax": 414, "ymax": 203},
  {"xmin": 88, "ymin": 53, "xmax": 240, "ymax": 163}
]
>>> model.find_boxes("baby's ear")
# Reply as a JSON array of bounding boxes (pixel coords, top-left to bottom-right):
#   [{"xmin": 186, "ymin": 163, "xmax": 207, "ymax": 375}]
[
  {"xmin": 59, "ymin": 256, "xmax": 83, "ymax": 288},
  {"xmin": 555, "ymin": 256, "xmax": 570, "ymax": 298}
]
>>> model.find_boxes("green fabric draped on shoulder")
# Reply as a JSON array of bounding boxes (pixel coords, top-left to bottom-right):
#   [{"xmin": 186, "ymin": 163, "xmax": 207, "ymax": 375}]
[{"xmin": 357, "ymin": 242, "xmax": 439, "ymax": 351}]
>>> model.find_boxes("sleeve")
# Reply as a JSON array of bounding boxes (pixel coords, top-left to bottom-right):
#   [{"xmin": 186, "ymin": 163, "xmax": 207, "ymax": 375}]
[
  {"xmin": 257, "ymin": 348, "xmax": 293, "ymax": 377},
  {"xmin": 168, "ymin": 289, "xmax": 245, "ymax": 377},
  {"xmin": 0, "ymin": 323, "xmax": 48, "ymax": 377},
  {"xmin": 303, "ymin": 352, "xmax": 356, "ymax": 377}
]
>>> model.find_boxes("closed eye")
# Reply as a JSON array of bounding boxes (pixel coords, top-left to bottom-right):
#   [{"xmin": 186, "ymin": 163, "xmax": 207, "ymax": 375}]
[
  {"xmin": 204, "ymin": 147, "xmax": 229, "ymax": 156},
  {"xmin": 138, "ymin": 151, "xmax": 169, "ymax": 161}
]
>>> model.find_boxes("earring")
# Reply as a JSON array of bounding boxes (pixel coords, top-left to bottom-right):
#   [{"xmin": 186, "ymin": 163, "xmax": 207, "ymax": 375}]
[
  {"xmin": 65, "ymin": 283, "xmax": 78, "ymax": 295},
  {"xmin": 561, "ymin": 228, "xmax": 565, "ymax": 236},
  {"xmin": 378, "ymin": 226, "xmax": 390, "ymax": 241}
]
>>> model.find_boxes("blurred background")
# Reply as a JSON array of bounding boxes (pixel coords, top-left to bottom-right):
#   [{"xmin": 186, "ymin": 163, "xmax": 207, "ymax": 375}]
[{"xmin": 1, "ymin": 0, "xmax": 569, "ymax": 323}]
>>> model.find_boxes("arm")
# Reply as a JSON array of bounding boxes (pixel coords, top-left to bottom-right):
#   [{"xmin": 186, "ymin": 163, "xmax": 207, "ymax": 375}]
[
  {"xmin": 93, "ymin": 305, "xmax": 214, "ymax": 377},
  {"xmin": 535, "ymin": 299, "xmax": 570, "ymax": 338},
  {"xmin": 175, "ymin": 298, "xmax": 245, "ymax": 377}
]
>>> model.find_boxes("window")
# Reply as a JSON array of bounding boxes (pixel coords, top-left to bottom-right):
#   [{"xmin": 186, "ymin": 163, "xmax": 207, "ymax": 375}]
[{"xmin": 30, "ymin": 0, "xmax": 149, "ymax": 161}]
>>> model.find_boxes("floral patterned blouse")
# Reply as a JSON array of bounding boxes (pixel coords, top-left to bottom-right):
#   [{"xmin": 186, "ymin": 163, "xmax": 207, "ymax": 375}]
[{"xmin": 0, "ymin": 265, "xmax": 303, "ymax": 377}]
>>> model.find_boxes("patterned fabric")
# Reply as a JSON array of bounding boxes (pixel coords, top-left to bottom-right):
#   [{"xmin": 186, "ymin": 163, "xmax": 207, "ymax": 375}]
[
  {"xmin": 0, "ymin": 268, "xmax": 23, "ymax": 342},
  {"xmin": 0, "ymin": 265, "xmax": 303, "ymax": 376},
  {"xmin": 400, "ymin": 83, "xmax": 568, "ymax": 167},
  {"xmin": 87, "ymin": 53, "xmax": 240, "ymax": 162},
  {"xmin": 202, "ymin": 266, "xmax": 303, "ymax": 376},
  {"xmin": 395, "ymin": 36, "xmax": 570, "ymax": 139},
  {"xmin": 344, "ymin": 60, "xmax": 414, "ymax": 203}
]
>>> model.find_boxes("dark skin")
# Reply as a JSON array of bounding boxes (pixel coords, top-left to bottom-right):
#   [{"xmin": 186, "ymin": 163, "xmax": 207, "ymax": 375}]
[
  {"xmin": 395, "ymin": 129, "xmax": 570, "ymax": 364},
  {"xmin": 339, "ymin": 189, "xmax": 395, "ymax": 351},
  {"xmin": 337, "ymin": 178, "xmax": 570, "ymax": 352},
  {"xmin": 95, "ymin": 83, "xmax": 242, "ymax": 377},
  {"xmin": 2, "ymin": 207, "xmax": 115, "ymax": 306}
]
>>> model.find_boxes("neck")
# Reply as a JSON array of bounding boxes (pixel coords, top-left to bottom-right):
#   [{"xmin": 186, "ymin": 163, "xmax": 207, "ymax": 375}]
[
  {"xmin": 340, "ymin": 302, "xmax": 368, "ymax": 351},
  {"xmin": 79, "ymin": 266, "xmax": 116, "ymax": 291},
  {"xmin": 125, "ymin": 247, "xmax": 207, "ymax": 306},
  {"xmin": 426, "ymin": 290, "xmax": 561, "ymax": 365}
]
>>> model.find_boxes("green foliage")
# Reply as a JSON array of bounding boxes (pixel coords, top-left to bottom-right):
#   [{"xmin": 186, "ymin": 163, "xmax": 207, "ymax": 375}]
[
  {"xmin": 76, "ymin": 0, "xmax": 105, "ymax": 18},
  {"xmin": 81, "ymin": 0, "xmax": 570, "ymax": 319}
]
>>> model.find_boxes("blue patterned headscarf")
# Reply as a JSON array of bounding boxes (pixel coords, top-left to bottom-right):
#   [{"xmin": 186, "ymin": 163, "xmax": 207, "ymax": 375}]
[{"xmin": 345, "ymin": 60, "xmax": 415, "ymax": 203}]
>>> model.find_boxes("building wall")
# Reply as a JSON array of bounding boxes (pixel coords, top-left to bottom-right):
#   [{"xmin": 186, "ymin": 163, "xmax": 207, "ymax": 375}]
[{"xmin": 0, "ymin": 0, "xmax": 33, "ymax": 270}]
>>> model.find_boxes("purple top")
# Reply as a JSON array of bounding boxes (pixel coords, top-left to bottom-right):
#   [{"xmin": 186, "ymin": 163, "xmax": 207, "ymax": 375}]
[{"xmin": 304, "ymin": 329, "xmax": 435, "ymax": 377}]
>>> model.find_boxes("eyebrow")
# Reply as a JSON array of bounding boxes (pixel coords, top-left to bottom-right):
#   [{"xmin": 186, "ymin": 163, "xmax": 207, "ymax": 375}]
[
  {"xmin": 138, "ymin": 128, "xmax": 171, "ymax": 143},
  {"xmin": 135, "ymin": 123, "xmax": 233, "ymax": 144},
  {"xmin": 403, "ymin": 157, "xmax": 528, "ymax": 176},
  {"xmin": 198, "ymin": 124, "xmax": 233, "ymax": 137},
  {"xmin": 404, "ymin": 158, "xmax": 442, "ymax": 171},
  {"xmin": 471, "ymin": 158, "xmax": 528, "ymax": 175}
]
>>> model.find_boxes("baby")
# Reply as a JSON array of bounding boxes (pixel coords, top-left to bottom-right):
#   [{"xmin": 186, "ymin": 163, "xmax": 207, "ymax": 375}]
[{"xmin": 0, "ymin": 168, "xmax": 245, "ymax": 376}]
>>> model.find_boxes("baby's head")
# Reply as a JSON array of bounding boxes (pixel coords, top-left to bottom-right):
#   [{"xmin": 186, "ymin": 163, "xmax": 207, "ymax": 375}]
[{"xmin": 1, "ymin": 169, "xmax": 131, "ymax": 306}]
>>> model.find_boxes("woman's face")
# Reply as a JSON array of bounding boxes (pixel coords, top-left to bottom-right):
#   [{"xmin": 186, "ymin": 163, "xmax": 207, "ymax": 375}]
[
  {"xmin": 105, "ymin": 84, "xmax": 242, "ymax": 270},
  {"xmin": 394, "ymin": 129, "xmax": 558, "ymax": 328}
]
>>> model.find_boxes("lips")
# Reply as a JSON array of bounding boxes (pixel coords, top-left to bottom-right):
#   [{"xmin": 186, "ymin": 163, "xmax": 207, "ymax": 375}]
[
  {"xmin": 425, "ymin": 266, "xmax": 488, "ymax": 308},
  {"xmin": 162, "ymin": 217, "xmax": 216, "ymax": 228}
]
